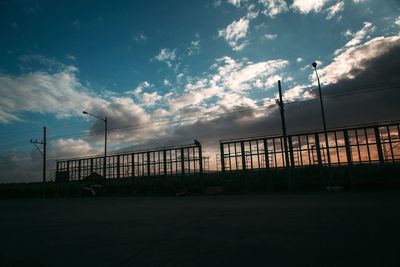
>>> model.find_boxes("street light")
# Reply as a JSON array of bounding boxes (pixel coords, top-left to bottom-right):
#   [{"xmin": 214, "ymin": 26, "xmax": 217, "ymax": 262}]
[
  {"xmin": 83, "ymin": 111, "xmax": 108, "ymax": 177},
  {"xmin": 312, "ymin": 62, "xmax": 332, "ymax": 187}
]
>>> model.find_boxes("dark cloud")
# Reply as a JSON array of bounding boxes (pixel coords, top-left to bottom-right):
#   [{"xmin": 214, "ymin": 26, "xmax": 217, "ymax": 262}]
[
  {"xmin": 86, "ymin": 98, "xmax": 152, "ymax": 143},
  {"xmin": 120, "ymin": 40, "xmax": 400, "ymax": 155},
  {"xmin": 0, "ymin": 151, "xmax": 42, "ymax": 183}
]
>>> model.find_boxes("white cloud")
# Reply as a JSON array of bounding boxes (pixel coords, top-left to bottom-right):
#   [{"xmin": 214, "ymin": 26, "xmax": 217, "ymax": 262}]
[
  {"xmin": 325, "ymin": 1, "xmax": 344, "ymax": 20},
  {"xmin": 154, "ymin": 48, "xmax": 177, "ymax": 67},
  {"xmin": 65, "ymin": 54, "xmax": 76, "ymax": 61},
  {"xmin": 126, "ymin": 81, "xmax": 162, "ymax": 106},
  {"xmin": 217, "ymin": 92, "xmax": 257, "ymax": 109},
  {"xmin": 262, "ymin": 33, "xmax": 278, "ymax": 40},
  {"xmin": 126, "ymin": 81, "xmax": 152, "ymax": 96},
  {"xmin": 395, "ymin": 16, "xmax": 400, "ymax": 26},
  {"xmin": 283, "ymin": 85, "xmax": 308, "ymax": 101},
  {"xmin": 345, "ymin": 22, "xmax": 374, "ymax": 46},
  {"xmin": 155, "ymin": 48, "xmax": 176, "ymax": 61},
  {"xmin": 188, "ymin": 33, "xmax": 201, "ymax": 56},
  {"xmin": 133, "ymin": 33, "xmax": 148, "ymax": 42},
  {"xmin": 222, "ymin": 58, "xmax": 289, "ymax": 91},
  {"xmin": 163, "ymin": 79, "xmax": 171, "ymax": 86},
  {"xmin": 291, "ymin": 0, "xmax": 329, "ymax": 14},
  {"xmin": 222, "ymin": 0, "xmax": 258, "ymax": 19},
  {"xmin": 254, "ymin": 22, "xmax": 267, "ymax": 30},
  {"xmin": 153, "ymin": 108, "xmax": 170, "ymax": 118},
  {"xmin": 166, "ymin": 56, "xmax": 289, "ymax": 113},
  {"xmin": 343, "ymin": 29, "xmax": 353, "ymax": 37},
  {"xmin": 168, "ymin": 85, "xmax": 224, "ymax": 112},
  {"xmin": 259, "ymin": 0, "xmax": 288, "ymax": 18},
  {"xmin": 218, "ymin": 17, "xmax": 250, "ymax": 51},
  {"xmin": 52, "ymin": 138, "xmax": 99, "ymax": 158},
  {"xmin": 0, "ymin": 66, "xmax": 105, "ymax": 123},
  {"xmin": 227, "ymin": 0, "xmax": 242, "ymax": 7},
  {"xmin": 0, "ymin": 57, "xmax": 161, "ymax": 145},
  {"xmin": 88, "ymin": 96, "xmax": 157, "ymax": 144},
  {"xmin": 318, "ymin": 35, "xmax": 400, "ymax": 85},
  {"xmin": 334, "ymin": 21, "xmax": 375, "ymax": 55},
  {"xmin": 314, "ymin": 60, "xmax": 323, "ymax": 66},
  {"xmin": 141, "ymin": 92, "xmax": 162, "ymax": 106},
  {"xmin": 176, "ymin": 73, "xmax": 184, "ymax": 82},
  {"xmin": 296, "ymin": 57, "xmax": 303, "ymax": 62},
  {"xmin": 246, "ymin": 10, "xmax": 259, "ymax": 19},
  {"xmin": 18, "ymin": 54, "xmax": 68, "ymax": 72}
]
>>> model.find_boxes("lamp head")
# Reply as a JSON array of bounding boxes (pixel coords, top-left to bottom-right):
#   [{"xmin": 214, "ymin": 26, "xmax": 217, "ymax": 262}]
[
  {"xmin": 82, "ymin": 111, "xmax": 88, "ymax": 114},
  {"xmin": 312, "ymin": 62, "xmax": 317, "ymax": 69}
]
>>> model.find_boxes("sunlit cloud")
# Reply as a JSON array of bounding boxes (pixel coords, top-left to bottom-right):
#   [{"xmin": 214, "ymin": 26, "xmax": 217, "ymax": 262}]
[
  {"xmin": 334, "ymin": 22, "xmax": 375, "ymax": 55},
  {"xmin": 259, "ymin": 0, "xmax": 288, "ymax": 18},
  {"xmin": 262, "ymin": 33, "xmax": 278, "ymax": 40},
  {"xmin": 291, "ymin": 0, "xmax": 329, "ymax": 14},
  {"xmin": 325, "ymin": 1, "xmax": 344, "ymax": 20},
  {"xmin": 218, "ymin": 17, "xmax": 250, "ymax": 51},
  {"xmin": 227, "ymin": 0, "xmax": 242, "ymax": 7},
  {"xmin": 317, "ymin": 35, "xmax": 400, "ymax": 84},
  {"xmin": 154, "ymin": 48, "xmax": 177, "ymax": 67}
]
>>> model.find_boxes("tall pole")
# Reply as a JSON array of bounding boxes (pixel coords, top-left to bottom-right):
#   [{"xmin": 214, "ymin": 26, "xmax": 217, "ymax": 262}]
[
  {"xmin": 30, "ymin": 126, "xmax": 47, "ymax": 197},
  {"xmin": 277, "ymin": 80, "xmax": 292, "ymax": 192},
  {"xmin": 104, "ymin": 117, "xmax": 107, "ymax": 178},
  {"xmin": 43, "ymin": 126, "xmax": 46, "ymax": 197},
  {"xmin": 83, "ymin": 111, "xmax": 108, "ymax": 178},
  {"xmin": 312, "ymin": 62, "xmax": 332, "ymax": 187}
]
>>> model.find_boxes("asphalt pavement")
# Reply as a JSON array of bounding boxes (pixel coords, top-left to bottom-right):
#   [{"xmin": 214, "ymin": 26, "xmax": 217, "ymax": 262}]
[{"xmin": 1, "ymin": 192, "xmax": 399, "ymax": 266}]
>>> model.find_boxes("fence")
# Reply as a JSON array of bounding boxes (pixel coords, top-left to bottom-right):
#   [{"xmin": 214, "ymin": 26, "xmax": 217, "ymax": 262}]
[
  {"xmin": 55, "ymin": 121, "xmax": 400, "ymax": 181},
  {"xmin": 219, "ymin": 121, "xmax": 400, "ymax": 172},
  {"xmin": 56, "ymin": 143, "xmax": 203, "ymax": 181}
]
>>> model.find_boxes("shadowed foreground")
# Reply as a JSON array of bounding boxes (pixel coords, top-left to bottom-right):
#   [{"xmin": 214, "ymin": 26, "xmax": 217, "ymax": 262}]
[{"xmin": 1, "ymin": 193, "xmax": 399, "ymax": 266}]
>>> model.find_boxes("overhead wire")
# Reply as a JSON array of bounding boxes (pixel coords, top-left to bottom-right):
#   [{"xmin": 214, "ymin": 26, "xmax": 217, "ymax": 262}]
[
  {"xmin": 43, "ymin": 81, "xmax": 400, "ymax": 141},
  {"xmin": 0, "ymin": 81, "xmax": 399, "ymax": 151}
]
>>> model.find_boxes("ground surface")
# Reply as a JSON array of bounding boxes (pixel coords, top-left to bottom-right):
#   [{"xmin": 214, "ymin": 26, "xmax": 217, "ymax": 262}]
[{"xmin": 1, "ymin": 192, "xmax": 399, "ymax": 266}]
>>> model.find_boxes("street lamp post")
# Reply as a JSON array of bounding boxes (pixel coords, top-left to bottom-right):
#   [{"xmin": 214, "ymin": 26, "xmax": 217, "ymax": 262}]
[
  {"xmin": 312, "ymin": 62, "xmax": 332, "ymax": 187},
  {"xmin": 83, "ymin": 111, "xmax": 108, "ymax": 178}
]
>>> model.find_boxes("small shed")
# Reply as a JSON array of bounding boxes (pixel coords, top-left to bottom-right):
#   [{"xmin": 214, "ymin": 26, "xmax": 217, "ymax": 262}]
[{"xmin": 83, "ymin": 172, "xmax": 105, "ymax": 182}]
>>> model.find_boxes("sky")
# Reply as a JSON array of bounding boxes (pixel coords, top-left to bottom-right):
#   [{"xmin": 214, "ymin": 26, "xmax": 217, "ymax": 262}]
[{"xmin": 0, "ymin": 0, "xmax": 399, "ymax": 182}]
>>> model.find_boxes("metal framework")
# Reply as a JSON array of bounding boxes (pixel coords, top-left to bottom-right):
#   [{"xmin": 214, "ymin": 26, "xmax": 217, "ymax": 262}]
[
  {"xmin": 219, "ymin": 122, "xmax": 400, "ymax": 172},
  {"xmin": 56, "ymin": 143, "xmax": 203, "ymax": 181},
  {"xmin": 54, "ymin": 122, "xmax": 400, "ymax": 181}
]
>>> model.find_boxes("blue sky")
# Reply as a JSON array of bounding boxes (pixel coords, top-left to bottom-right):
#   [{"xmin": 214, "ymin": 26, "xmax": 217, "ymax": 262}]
[{"xmin": 0, "ymin": 0, "xmax": 400, "ymax": 181}]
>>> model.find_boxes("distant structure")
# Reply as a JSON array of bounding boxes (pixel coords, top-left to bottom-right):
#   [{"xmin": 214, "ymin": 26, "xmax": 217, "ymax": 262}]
[
  {"xmin": 55, "ymin": 121, "xmax": 400, "ymax": 182},
  {"xmin": 56, "ymin": 142, "xmax": 203, "ymax": 181},
  {"xmin": 219, "ymin": 121, "xmax": 399, "ymax": 171}
]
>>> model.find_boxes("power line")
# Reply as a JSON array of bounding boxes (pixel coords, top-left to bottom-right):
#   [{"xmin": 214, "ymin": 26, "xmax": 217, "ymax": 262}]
[
  {"xmin": 30, "ymin": 126, "xmax": 46, "ymax": 197},
  {"xmin": 48, "ymin": 82, "xmax": 400, "ymax": 140},
  {"xmin": 1, "ymin": 82, "xmax": 399, "ymax": 149}
]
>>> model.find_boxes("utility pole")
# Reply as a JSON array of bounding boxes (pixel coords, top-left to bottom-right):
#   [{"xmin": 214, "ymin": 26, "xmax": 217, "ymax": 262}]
[
  {"xmin": 30, "ymin": 126, "xmax": 47, "ymax": 197},
  {"xmin": 312, "ymin": 62, "xmax": 332, "ymax": 188},
  {"xmin": 83, "ymin": 111, "xmax": 107, "ymax": 178},
  {"xmin": 104, "ymin": 117, "xmax": 107, "ymax": 178},
  {"xmin": 277, "ymin": 80, "xmax": 293, "ymax": 192}
]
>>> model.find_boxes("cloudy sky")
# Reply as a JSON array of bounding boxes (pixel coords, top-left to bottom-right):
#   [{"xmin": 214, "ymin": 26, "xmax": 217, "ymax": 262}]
[{"xmin": 0, "ymin": 0, "xmax": 399, "ymax": 182}]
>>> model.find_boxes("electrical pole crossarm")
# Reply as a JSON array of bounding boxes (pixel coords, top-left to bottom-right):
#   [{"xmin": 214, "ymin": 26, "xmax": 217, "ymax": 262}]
[
  {"xmin": 30, "ymin": 127, "xmax": 47, "ymax": 197},
  {"xmin": 30, "ymin": 141, "xmax": 44, "ymax": 156}
]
